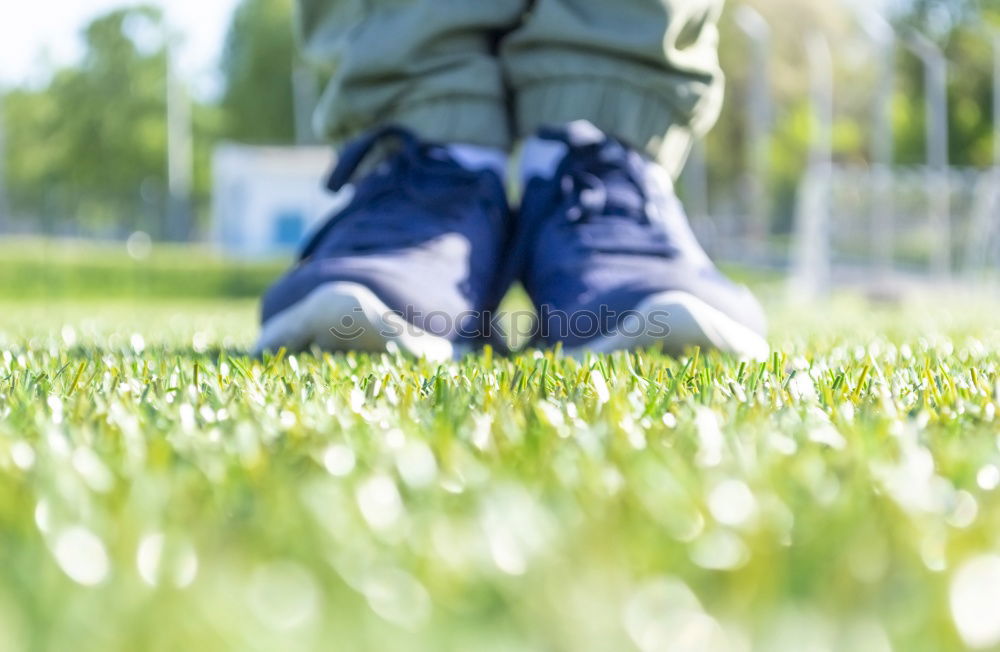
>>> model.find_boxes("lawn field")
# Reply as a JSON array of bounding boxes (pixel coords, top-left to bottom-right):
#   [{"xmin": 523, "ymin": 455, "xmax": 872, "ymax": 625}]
[{"xmin": 2, "ymin": 244, "xmax": 1000, "ymax": 651}]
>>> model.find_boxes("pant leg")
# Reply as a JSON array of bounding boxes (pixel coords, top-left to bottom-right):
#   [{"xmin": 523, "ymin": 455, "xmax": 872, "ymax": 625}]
[
  {"xmin": 502, "ymin": 0, "xmax": 725, "ymax": 178},
  {"xmin": 297, "ymin": 0, "xmax": 525, "ymax": 149}
]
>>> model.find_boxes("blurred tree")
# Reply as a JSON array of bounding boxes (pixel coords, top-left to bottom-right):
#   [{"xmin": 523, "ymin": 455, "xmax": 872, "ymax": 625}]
[
  {"xmin": 5, "ymin": 6, "xmax": 171, "ymax": 232},
  {"xmin": 705, "ymin": 0, "xmax": 1000, "ymax": 235},
  {"xmin": 3, "ymin": 6, "xmax": 222, "ymax": 236},
  {"xmin": 709, "ymin": 0, "xmax": 861, "ymax": 232},
  {"xmin": 220, "ymin": 0, "xmax": 297, "ymax": 144},
  {"xmin": 898, "ymin": 0, "xmax": 981, "ymax": 34}
]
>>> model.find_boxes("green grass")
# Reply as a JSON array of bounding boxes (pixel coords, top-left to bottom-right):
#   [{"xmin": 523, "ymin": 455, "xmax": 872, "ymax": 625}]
[
  {"xmin": 0, "ymin": 237, "xmax": 777, "ymax": 302},
  {"xmin": 3, "ymin": 253, "xmax": 1000, "ymax": 650},
  {"xmin": 0, "ymin": 238, "xmax": 286, "ymax": 299}
]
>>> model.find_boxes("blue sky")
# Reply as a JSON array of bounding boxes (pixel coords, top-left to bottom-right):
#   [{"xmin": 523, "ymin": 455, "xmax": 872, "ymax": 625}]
[{"xmin": 1, "ymin": 0, "xmax": 241, "ymax": 97}]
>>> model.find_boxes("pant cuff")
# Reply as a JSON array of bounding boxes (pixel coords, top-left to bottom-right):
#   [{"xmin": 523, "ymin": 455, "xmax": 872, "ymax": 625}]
[
  {"xmin": 326, "ymin": 96, "xmax": 512, "ymax": 151},
  {"xmin": 515, "ymin": 78, "xmax": 695, "ymax": 178}
]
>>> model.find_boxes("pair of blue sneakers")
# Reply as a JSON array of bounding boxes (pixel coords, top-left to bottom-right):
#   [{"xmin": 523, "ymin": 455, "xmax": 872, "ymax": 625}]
[{"xmin": 257, "ymin": 121, "xmax": 768, "ymax": 360}]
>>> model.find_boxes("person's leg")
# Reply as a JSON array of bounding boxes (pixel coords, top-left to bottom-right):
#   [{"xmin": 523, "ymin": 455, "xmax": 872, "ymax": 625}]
[
  {"xmin": 503, "ymin": 0, "xmax": 768, "ymax": 358},
  {"xmin": 502, "ymin": 0, "xmax": 724, "ymax": 178},
  {"xmin": 298, "ymin": 0, "xmax": 525, "ymax": 150}
]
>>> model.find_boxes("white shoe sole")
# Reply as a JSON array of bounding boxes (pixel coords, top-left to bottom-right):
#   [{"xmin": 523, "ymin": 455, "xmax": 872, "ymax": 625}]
[
  {"xmin": 255, "ymin": 282, "xmax": 454, "ymax": 361},
  {"xmin": 570, "ymin": 291, "xmax": 770, "ymax": 360}
]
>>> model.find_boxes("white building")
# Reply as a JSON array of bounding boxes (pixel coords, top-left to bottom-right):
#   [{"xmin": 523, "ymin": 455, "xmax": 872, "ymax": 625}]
[{"xmin": 212, "ymin": 144, "xmax": 342, "ymax": 257}]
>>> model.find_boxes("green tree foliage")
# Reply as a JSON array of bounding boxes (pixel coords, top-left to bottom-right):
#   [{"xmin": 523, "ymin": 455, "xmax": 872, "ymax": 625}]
[
  {"xmin": 703, "ymin": 0, "xmax": 1000, "ymax": 233},
  {"xmin": 709, "ymin": 0, "xmax": 861, "ymax": 229},
  {"xmin": 899, "ymin": 0, "xmax": 982, "ymax": 33},
  {"xmin": 219, "ymin": 0, "xmax": 297, "ymax": 144},
  {"xmin": 4, "ymin": 6, "xmax": 224, "ymax": 235},
  {"xmin": 6, "ymin": 6, "xmax": 170, "ymax": 231},
  {"xmin": 891, "ymin": 24, "xmax": 996, "ymax": 168}
]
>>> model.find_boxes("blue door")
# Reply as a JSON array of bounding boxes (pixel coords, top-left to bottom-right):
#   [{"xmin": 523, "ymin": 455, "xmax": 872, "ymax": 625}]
[{"xmin": 273, "ymin": 209, "xmax": 306, "ymax": 249}]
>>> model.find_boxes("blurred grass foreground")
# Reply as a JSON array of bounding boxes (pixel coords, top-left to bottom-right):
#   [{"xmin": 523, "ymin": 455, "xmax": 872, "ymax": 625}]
[
  {"xmin": 5, "ymin": 0, "xmax": 1000, "ymax": 647},
  {"xmin": 0, "ymin": 240, "xmax": 998, "ymax": 650}
]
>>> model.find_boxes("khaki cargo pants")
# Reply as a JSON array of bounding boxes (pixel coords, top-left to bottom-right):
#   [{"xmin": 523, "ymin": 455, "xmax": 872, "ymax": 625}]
[{"xmin": 298, "ymin": 0, "xmax": 724, "ymax": 177}]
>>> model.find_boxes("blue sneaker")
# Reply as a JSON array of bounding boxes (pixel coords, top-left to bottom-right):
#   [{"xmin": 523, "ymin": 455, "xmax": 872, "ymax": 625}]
[
  {"xmin": 257, "ymin": 127, "xmax": 511, "ymax": 359},
  {"xmin": 514, "ymin": 121, "xmax": 768, "ymax": 358}
]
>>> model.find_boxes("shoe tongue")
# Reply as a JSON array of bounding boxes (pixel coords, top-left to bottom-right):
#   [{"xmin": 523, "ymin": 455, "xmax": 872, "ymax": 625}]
[
  {"xmin": 446, "ymin": 144, "xmax": 508, "ymax": 177},
  {"xmin": 521, "ymin": 138, "xmax": 569, "ymax": 182},
  {"xmin": 562, "ymin": 120, "xmax": 607, "ymax": 147}
]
